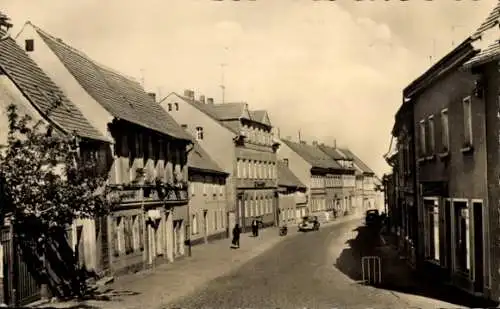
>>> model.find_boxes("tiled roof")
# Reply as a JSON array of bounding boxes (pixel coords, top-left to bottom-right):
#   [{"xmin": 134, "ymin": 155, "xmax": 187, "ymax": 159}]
[
  {"xmin": 277, "ymin": 161, "xmax": 306, "ymax": 189},
  {"xmin": 339, "ymin": 148, "xmax": 375, "ymax": 175},
  {"xmin": 464, "ymin": 1, "xmax": 500, "ymax": 67},
  {"xmin": 167, "ymin": 93, "xmax": 240, "ymax": 134},
  {"xmin": 0, "ymin": 35, "xmax": 106, "ymax": 141},
  {"xmin": 317, "ymin": 144, "xmax": 352, "ymax": 161},
  {"xmin": 34, "ymin": 25, "xmax": 192, "ymax": 142},
  {"xmin": 281, "ymin": 139, "xmax": 341, "ymax": 170},
  {"xmin": 472, "ymin": 1, "xmax": 500, "ymax": 39},
  {"xmin": 250, "ymin": 110, "xmax": 265, "ymax": 122},
  {"xmin": 212, "ymin": 103, "xmax": 248, "ymax": 120},
  {"xmin": 188, "ymin": 141, "xmax": 227, "ymax": 175}
]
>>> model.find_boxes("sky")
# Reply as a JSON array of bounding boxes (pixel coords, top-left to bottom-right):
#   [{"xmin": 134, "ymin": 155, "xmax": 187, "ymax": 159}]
[{"xmin": 1, "ymin": 0, "xmax": 496, "ymax": 177}]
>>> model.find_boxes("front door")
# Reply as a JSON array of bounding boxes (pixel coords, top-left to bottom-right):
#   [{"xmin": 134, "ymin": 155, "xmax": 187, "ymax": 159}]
[
  {"xmin": 473, "ymin": 202, "xmax": 484, "ymax": 293},
  {"xmin": 444, "ymin": 200, "xmax": 452, "ymax": 278}
]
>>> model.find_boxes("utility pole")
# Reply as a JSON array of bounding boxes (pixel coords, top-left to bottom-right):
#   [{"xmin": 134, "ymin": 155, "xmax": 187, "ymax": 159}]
[{"xmin": 220, "ymin": 63, "xmax": 226, "ymax": 104}]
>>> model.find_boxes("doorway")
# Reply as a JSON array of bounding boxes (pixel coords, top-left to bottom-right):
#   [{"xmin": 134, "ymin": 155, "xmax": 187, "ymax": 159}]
[
  {"xmin": 473, "ymin": 202, "xmax": 484, "ymax": 293},
  {"xmin": 444, "ymin": 200, "xmax": 452, "ymax": 278}
]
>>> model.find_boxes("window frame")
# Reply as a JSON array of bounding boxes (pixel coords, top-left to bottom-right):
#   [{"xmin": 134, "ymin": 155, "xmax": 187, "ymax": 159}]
[
  {"xmin": 463, "ymin": 96, "xmax": 473, "ymax": 147},
  {"xmin": 440, "ymin": 108, "xmax": 450, "ymax": 152}
]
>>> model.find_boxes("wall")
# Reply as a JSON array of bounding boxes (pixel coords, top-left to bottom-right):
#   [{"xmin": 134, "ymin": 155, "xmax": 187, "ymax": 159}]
[
  {"xmin": 278, "ymin": 191, "xmax": 298, "ymax": 224},
  {"xmin": 413, "ymin": 66, "xmax": 489, "ymax": 294},
  {"xmin": 188, "ymin": 173, "xmax": 228, "ymax": 245},
  {"xmin": 482, "ymin": 62, "xmax": 500, "ymax": 299},
  {"xmin": 160, "ymin": 94, "xmax": 236, "ymax": 212}
]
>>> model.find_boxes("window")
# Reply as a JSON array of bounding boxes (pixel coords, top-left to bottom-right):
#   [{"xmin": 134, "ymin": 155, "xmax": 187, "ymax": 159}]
[
  {"xmin": 463, "ymin": 97, "xmax": 472, "ymax": 146},
  {"xmin": 181, "ymin": 124, "xmax": 187, "ymax": 129},
  {"xmin": 25, "ymin": 39, "xmax": 34, "ymax": 52},
  {"xmin": 175, "ymin": 103, "xmax": 179, "ymax": 111},
  {"xmin": 424, "ymin": 199, "xmax": 440, "ymax": 262},
  {"xmin": 250, "ymin": 200, "xmax": 255, "ymax": 217},
  {"xmin": 260, "ymin": 198, "xmax": 264, "ymax": 215},
  {"xmin": 454, "ymin": 201, "xmax": 470, "ymax": 272},
  {"xmin": 441, "ymin": 109, "xmax": 449, "ymax": 151},
  {"xmin": 427, "ymin": 115, "xmax": 435, "ymax": 154},
  {"xmin": 214, "ymin": 210, "xmax": 218, "ymax": 230},
  {"xmin": 196, "ymin": 127, "xmax": 204, "ymax": 140},
  {"xmin": 283, "ymin": 158, "xmax": 289, "ymax": 166},
  {"xmin": 245, "ymin": 200, "xmax": 249, "ymax": 217},
  {"xmin": 168, "ymin": 103, "xmax": 172, "ymax": 112},
  {"xmin": 419, "ymin": 120, "xmax": 426, "ymax": 156},
  {"xmin": 192, "ymin": 214, "xmax": 199, "ymax": 235},
  {"xmin": 237, "ymin": 159, "xmax": 242, "ymax": 178}
]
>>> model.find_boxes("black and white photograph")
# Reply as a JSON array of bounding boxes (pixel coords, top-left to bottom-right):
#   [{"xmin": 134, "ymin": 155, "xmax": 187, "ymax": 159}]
[{"xmin": 0, "ymin": 0, "xmax": 499, "ymax": 308}]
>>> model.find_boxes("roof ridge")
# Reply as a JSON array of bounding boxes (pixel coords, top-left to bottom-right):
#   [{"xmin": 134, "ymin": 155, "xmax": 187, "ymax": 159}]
[{"xmin": 30, "ymin": 22, "xmax": 141, "ymax": 85}]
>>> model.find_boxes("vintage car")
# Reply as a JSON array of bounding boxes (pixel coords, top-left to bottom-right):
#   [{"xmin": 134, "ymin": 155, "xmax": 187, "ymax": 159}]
[
  {"xmin": 365, "ymin": 209, "xmax": 380, "ymax": 226},
  {"xmin": 298, "ymin": 216, "xmax": 320, "ymax": 232}
]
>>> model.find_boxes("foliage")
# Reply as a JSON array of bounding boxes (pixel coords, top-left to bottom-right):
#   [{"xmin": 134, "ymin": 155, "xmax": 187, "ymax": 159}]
[{"xmin": 0, "ymin": 103, "xmax": 114, "ymax": 233}]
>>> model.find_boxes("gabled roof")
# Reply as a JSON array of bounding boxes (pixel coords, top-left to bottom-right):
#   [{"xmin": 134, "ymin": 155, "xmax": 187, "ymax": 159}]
[
  {"xmin": 281, "ymin": 139, "xmax": 341, "ymax": 170},
  {"xmin": 33, "ymin": 24, "xmax": 192, "ymax": 142},
  {"xmin": 0, "ymin": 34, "xmax": 106, "ymax": 142},
  {"xmin": 164, "ymin": 93, "xmax": 240, "ymax": 134},
  {"xmin": 318, "ymin": 144, "xmax": 353, "ymax": 161},
  {"xmin": 212, "ymin": 102, "xmax": 250, "ymax": 120},
  {"xmin": 472, "ymin": 1, "xmax": 500, "ymax": 39},
  {"xmin": 339, "ymin": 148, "xmax": 375, "ymax": 175},
  {"xmin": 277, "ymin": 161, "xmax": 306, "ymax": 189},
  {"xmin": 188, "ymin": 141, "xmax": 227, "ymax": 176},
  {"xmin": 250, "ymin": 110, "xmax": 271, "ymax": 126}
]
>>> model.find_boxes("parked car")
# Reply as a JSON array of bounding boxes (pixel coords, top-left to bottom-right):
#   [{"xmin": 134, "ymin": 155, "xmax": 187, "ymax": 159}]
[
  {"xmin": 365, "ymin": 209, "xmax": 380, "ymax": 226},
  {"xmin": 298, "ymin": 216, "xmax": 320, "ymax": 232}
]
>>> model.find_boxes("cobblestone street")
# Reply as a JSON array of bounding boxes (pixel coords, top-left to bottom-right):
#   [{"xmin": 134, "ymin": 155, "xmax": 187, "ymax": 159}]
[{"xmin": 32, "ymin": 216, "xmax": 361, "ymax": 309}]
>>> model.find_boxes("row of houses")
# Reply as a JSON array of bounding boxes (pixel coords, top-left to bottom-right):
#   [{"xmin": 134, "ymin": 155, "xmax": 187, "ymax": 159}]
[
  {"xmin": 0, "ymin": 15, "xmax": 381, "ymax": 306},
  {"xmin": 384, "ymin": 0, "xmax": 500, "ymax": 302}
]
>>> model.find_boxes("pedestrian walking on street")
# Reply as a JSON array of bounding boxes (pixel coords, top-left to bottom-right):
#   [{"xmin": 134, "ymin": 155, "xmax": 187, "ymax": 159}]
[
  {"xmin": 251, "ymin": 219, "xmax": 259, "ymax": 237},
  {"xmin": 231, "ymin": 224, "xmax": 241, "ymax": 249}
]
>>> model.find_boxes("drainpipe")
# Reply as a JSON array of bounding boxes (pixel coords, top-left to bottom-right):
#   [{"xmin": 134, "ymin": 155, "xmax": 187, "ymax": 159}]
[{"xmin": 185, "ymin": 143, "xmax": 194, "ymax": 257}]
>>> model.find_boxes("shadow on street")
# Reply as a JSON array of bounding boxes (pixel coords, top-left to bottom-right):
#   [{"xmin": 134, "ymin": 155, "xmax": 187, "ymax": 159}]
[{"xmin": 334, "ymin": 224, "xmax": 498, "ymax": 308}]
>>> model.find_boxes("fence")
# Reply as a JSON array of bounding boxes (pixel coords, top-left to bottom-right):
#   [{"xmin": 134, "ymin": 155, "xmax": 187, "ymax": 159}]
[{"xmin": 362, "ymin": 256, "xmax": 381, "ymax": 285}]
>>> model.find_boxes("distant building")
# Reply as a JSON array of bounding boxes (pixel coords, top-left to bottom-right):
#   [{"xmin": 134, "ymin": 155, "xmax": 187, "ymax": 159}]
[
  {"xmin": 277, "ymin": 138, "xmax": 343, "ymax": 221},
  {"xmin": 277, "ymin": 159, "xmax": 307, "ymax": 224},
  {"xmin": 187, "ymin": 141, "xmax": 229, "ymax": 246},
  {"xmin": 159, "ymin": 91, "xmax": 279, "ymax": 233}
]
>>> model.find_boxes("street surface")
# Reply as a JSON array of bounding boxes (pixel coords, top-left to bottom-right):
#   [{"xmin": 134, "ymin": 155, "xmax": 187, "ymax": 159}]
[{"xmin": 165, "ymin": 220, "xmax": 460, "ymax": 309}]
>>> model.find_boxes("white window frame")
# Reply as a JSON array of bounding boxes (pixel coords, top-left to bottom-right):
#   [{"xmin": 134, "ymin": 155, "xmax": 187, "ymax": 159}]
[
  {"xmin": 451, "ymin": 198, "xmax": 471, "ymax": 273},
  {"xmin": 428, "ymin": 115, "xmax": 435, "ymax": 154},
  {"xmin": 463, "ymin": 96, "xmax": 473, "ymax": 146},
  {"xmin": 419, "ymin": 119, "xmax": 426, "ymax": 156},
  {"xmin": 441, "ymin": 108, "xmax": 449, "ymax": 151}
]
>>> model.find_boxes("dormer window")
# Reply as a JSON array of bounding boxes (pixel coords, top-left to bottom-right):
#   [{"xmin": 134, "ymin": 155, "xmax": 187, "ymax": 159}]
[
  {"xmin": 175, "ymin": 103, "xmax": 179, "ymax": 111},
  {"xmin": 168, "ymin": 103, "xmax": 172, "ymax": 112},
  {"xmin": 25, "ymin": 39, "xmax": 34, "ymax": 52},
  {"xmin": 196, "ymin": 126, "xmax": 204, "ymax": 140}
]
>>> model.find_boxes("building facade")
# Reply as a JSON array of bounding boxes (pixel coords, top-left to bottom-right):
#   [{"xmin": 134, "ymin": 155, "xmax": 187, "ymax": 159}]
[
  {"xmin": 0, "ymin": 27, "xmax": 110, "ymax": 305},
  {"xmin": 277, "ymin": 160, "xmax": 307, "ymax": 224},
  {"xmin": 159, "ymin": 91, "xmax": 279, "ymax": 234},
  {"xmin": 389, "ymin": 100, "xmax": 418, "ymax": 269},
  {"xmin": 187, "ymin": 142, "xmax": 229, "ymax": 246},
  {"xmin": 16, "ymin": 24, "xmax": 194, "ymax": 276},
  {"xmin": 278, "ymin": 138, "xmax": 343, "ymax": 221},
  {"xmin": 317, "ymin": 143, "xmax": 357, "ymax": 217}
]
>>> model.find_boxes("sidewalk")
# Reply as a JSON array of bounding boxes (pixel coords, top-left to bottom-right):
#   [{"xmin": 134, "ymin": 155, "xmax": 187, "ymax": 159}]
[
  {"xmin": 375, "ymin": 231, "xmax": 498, "ymax": 308},
  {"xmin": 31, "ymin": 214, "xmax": 362, "ymax": 309}
]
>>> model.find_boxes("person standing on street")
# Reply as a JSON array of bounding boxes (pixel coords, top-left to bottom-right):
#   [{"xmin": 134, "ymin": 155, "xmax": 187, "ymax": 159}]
[
  {"xmin": 232, "ymin": 224, "xmax": 241, "ymax": 248},
  {"xmin": 251, "ymin": 219, "xmax": 258, "ymax": 237}
]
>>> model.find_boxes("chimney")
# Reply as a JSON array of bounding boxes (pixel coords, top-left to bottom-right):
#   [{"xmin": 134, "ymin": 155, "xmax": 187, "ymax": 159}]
[
  {"xmin": 148, "ymin": 92, "xmax": 156, "ymax": 102},
  {"xmin": 184, "ymin": 89, "xmax": 194, "ymax": 99},
  {"xmin": 207, "ymin": 97, "xmax": 214, "ymax": 104},
  {"xmin": 199, "ymin": 95, "xmax": 205, "ymax": 104}
]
